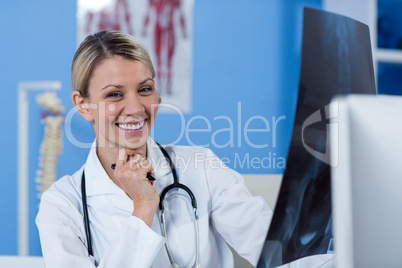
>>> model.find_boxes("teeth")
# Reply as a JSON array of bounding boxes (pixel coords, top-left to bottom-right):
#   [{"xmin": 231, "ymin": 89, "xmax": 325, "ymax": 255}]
[{"xmin": 118, "ymin": 121, "xmax": 144, "ymax": 130}]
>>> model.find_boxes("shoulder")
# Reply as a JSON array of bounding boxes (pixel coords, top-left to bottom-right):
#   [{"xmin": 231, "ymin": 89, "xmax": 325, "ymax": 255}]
[
  {"xmin": 162, "ymin": 144, "xmax": 234, "ymax": 177},
  {"xmin": 165, "ymin": 144, "xmax": 224, "ymax": 170},
  {"xmin": 163, "ymin": 144, "xmax": 217, "ymax": 159},
  {"xmin": 45, "ymin": 167, "xmax": 82, "ymax": 198},
  {"xmin": 36, "ymin": 168, "xmax": 86, "ymax": 243},
  {"xmin": 38, "ymin": 167, "xmax": 84, "ymax": 220}
]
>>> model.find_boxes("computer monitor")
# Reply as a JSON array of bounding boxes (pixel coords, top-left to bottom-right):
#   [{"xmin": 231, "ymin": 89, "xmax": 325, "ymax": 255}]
[
  {"xmin": 257, "ymin": 7, "xmax": 376, "ymax": 267},
  {"xmin": 330, "ymin": 94, "xmax": 402, "ymax": 268}
]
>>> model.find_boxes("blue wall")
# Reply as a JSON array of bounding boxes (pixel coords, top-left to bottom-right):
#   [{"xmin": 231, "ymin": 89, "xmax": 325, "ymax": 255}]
[{"xmin": 0, "ymin": 0, "xmax": 321, "ymax": 256}]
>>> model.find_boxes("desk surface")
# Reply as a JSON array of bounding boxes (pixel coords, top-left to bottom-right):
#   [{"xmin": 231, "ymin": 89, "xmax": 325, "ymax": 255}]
[{"xmin": 0, "ymin": 256, "xmax": 44, "ymax": 268}]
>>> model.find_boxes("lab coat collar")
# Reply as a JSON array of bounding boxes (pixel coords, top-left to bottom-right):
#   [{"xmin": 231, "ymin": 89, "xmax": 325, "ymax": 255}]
[
  {"xmin": 84, "ymin": 138, "xmax": 173, "ymax": 197},
  {"xmin": 84, "ymin": 141, "xmax": 117, "ymax": 196}
]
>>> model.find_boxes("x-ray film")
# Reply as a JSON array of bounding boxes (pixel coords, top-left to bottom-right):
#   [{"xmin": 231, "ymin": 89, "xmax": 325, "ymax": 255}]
[{"xmin": 258, "ymin": 7, "xmax": 376, "ymax": 267}]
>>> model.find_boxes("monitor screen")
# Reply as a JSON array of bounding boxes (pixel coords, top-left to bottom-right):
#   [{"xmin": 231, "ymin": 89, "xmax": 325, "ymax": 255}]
[
  {"xmin": 258, "ymin": 7, "xmax": 376, "ymax": 267},
  {"xmin": 331, "ymin": 94, "xmax": 402, "ymax": 268}
]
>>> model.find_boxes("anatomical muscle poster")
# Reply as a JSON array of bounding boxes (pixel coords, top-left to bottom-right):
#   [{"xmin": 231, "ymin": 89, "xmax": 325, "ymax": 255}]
[{"xmin": 77, "ymin": 0, "xmax": 193, "ymax": 112}]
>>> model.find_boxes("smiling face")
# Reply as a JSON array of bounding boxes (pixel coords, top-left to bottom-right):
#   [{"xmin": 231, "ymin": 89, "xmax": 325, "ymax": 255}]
[{"xmin": 76, "ymin": 56, "xmax": 159, "ymax": 153}]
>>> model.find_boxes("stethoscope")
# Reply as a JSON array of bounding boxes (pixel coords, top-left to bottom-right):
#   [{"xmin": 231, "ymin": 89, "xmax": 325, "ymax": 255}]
[{"xmin": 81, "ymin": 143, "xmax": 201, "ymax": 268}]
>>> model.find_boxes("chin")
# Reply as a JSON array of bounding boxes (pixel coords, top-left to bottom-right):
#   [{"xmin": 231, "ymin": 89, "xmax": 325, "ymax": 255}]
[{"xmin": 122, "ymin": 136, "xmax": 148, "ymax": 150}]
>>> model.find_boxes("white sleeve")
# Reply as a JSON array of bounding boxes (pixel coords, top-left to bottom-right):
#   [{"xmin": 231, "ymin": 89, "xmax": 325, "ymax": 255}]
[
  {"xmin": 204, "ymin": 149, "xmax": 273, "ymax": 266},
  {"xmin": 36, "ymin": 190, "xmax": 165, "ymax": 268}
]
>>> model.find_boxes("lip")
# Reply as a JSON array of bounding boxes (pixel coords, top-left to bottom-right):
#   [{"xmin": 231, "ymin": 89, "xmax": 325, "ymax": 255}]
[{"xmin": 116, "ymin": 119, "xmax": 146, "ymax": 133}]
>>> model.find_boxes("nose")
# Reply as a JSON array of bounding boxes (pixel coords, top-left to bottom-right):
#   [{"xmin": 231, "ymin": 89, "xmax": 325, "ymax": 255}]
[{"xmin": 122, "ymin": 92, "xmax": 145, "ymax": 116}]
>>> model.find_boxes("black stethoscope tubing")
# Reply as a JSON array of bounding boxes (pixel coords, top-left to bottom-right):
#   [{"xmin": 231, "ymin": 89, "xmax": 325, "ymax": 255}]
[
  {"xmin": 81, "ymin": 143, "xmax": 198, "ymax": 258},
  {"xmin": 156, "ymin": 142, "xmax": 197, "ymax": 211},
  {"xmin": 81, "ymin": 170, "xmax": 93, "ymax": 256}
]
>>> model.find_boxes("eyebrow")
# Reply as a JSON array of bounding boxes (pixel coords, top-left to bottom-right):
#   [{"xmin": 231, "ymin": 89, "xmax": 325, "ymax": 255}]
[
  {"xmin": 101, "ymin": 84, "xmax": 123, "ymax": 90},
  {"xmin": 101, "ymin": 78, "xmax": 154, "ymax": 90},
  {"xmin": 138, "ymin": 78, "xmax": 154, "ymax": 86}
]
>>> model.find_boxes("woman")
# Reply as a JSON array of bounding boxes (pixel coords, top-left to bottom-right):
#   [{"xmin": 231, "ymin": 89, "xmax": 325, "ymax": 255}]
[{"xmin": 36, "ymin": 30, "xmax": 272, "ymax": 267}]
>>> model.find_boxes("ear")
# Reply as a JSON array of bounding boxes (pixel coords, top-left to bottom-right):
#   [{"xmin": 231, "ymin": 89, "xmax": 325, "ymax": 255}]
[{"xmin": 71, "ymin": 91, "xmax": 94, "ymax": 122}]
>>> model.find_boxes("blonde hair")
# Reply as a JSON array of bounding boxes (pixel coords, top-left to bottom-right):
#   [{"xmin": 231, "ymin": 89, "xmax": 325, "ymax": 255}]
[{"xmin": 71, "ymin": 30, "xmax": 155, "ymax": 97}]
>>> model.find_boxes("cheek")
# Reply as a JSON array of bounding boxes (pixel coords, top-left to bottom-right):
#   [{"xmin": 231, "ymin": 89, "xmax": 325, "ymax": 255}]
[
  {"xmin": 104, "ymin": 103, "xmax": 121, "ymax": 120},
  {"xmin": 146, "ymin": 102, "xmax": 159, "ymax": 119},
  {"xmin": 147, "ymin": 96, "xmax": 160, "ymax": 114},
  {"xmin": 108, "ymin": 103, "xmax": 117, "ymax": 112},
  {"xmin": 91, "ymin": 105, "xmax": 117, "ymax": 125}
]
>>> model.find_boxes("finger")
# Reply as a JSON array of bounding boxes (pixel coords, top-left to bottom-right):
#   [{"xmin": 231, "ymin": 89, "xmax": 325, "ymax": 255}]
[
  {"xmin": 125, "ymin": 147, "xmax": 145, "ymax": 157},
  {"xmin": 135, "ymin": 159, "xmax": 156, "ymax": 183},
  {"xmin": 116, "ymin": 147, "xmax": 129, "ymax": 170},
  {"xmin": 128, "ymin": 154, "xmax": 143, "ymax": 169},
  {"xmin": 128, "ymin": 153, "xmax": 142, "ymax": 161},
  {"xmin": 139, "ymin": 159, "xmax": 155, "ymax": 178}
]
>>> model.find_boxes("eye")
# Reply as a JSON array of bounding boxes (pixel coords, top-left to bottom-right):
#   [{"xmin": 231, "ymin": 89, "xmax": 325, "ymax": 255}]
[
  {"xmin": 106, "ymin": 92, "xmax": 122, "ymax": 98},
  {"xmin": 138, "ymin": 86, "xmax": 153, "ymax": 94}
]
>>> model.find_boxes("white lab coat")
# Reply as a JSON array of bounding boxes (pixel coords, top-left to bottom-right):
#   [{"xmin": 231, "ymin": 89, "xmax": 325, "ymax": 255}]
[
  {"xmin": 276, "ymin": 254, "xmax": 335, "ymax": 268},
  {"xmin": 36, "ymin": 138, "xmax": 272, "ymax": 267}
]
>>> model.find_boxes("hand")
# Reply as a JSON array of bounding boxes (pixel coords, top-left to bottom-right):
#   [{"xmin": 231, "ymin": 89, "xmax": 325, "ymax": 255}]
[{"xmin": 113, "ymin": 148, "xmax": 159, "ymax": 227}]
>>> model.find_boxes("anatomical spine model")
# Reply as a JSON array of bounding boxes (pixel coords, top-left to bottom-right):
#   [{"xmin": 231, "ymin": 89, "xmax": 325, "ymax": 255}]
[{"xmin": 35, "ymin": 92, "xmax": 65, "ymax": 201}]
